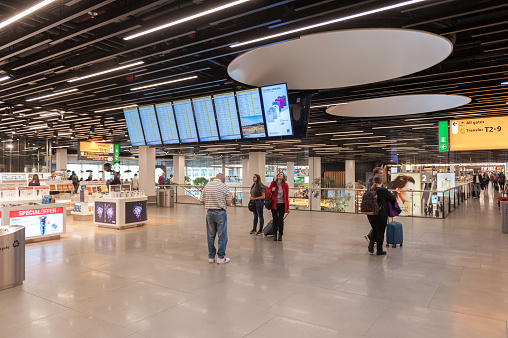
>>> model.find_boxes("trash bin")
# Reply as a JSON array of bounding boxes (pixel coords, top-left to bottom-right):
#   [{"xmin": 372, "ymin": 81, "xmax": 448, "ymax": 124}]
[
  {"xmin": 0, "ymin": 225, "xmax": 25, "ymax": 290},
  {"xmin": 502, "ymin": 201, "xmax": 508, "ymax": 233},
  {"xmin": 168, "ymin": 189, "xmax": 174, "ymax": 207},
  {"xmin": 157, "ymin": 189, "xmax": 168, "ymax": 207}
]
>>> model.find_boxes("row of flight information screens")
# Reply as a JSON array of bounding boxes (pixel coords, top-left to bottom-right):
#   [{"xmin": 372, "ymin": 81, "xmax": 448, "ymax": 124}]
[{"xmin": 123, "ymin": 83, "xmax": 293, "ymax": 146}]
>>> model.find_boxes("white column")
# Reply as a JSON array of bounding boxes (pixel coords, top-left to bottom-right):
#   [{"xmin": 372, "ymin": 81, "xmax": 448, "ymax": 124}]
[
  {"xmin": 139, "ymin": 146, "xmax": 156, "ymax": 197},
  {"xmin": 55, "ymin": 149, "xmax": 67, "ymax": 171},
  {"xmin": 242, "ymin": 157, "xmax": 250, "ymax": 206},
  {"xmin": 173, "ymin": 155, "xmax": 185, "ymax": 184},
  {"xmin": 248, "ymin": 152, "xmax": 266, "ymax": 185},
  {"xmin": 309, "ymin": 157, "xmax": 321, "ymax": 211},
  {"xmin": 287, "ymin": 161, "xmax": 294, "ymax": 190},
  {"xmin": 345, "ymin": 159, "xmax": 356, "ymax": 213},
  {"xmin": 222, "ymin": 162, "xmax": 226, "ymax": 176}
]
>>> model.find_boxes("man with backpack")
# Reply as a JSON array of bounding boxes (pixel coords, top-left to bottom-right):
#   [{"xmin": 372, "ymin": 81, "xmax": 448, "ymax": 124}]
[{"xmin": 70, "ymin": 171, "xmax": 79, "ymax": 193}]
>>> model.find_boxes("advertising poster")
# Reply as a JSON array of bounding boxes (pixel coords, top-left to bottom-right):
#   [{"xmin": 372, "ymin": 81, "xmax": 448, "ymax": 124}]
[
  {"xmin": 391, "ymin": 173, "xmax": 422, "ymax": 216},
  {"xmin": 260, "ymin": 83, "xmax": 293, "ymax": 137},
  {"xmin": 125, "ymin": 200, "xmax": 147, "ymax": 224},
  {"xmin": 10, "ymin": 207, "xmax": 64, "ymax": 238},
  {"xmin": 95, "ymin": 201, "xmax": 116, "ymax": 224},
  {"xmin": 436, "ymin": 173, "xmax": 455, "ymax": 191},
  {"xmin": 78, "ymin": 142, "xmax": 114, "ymax": 161}
]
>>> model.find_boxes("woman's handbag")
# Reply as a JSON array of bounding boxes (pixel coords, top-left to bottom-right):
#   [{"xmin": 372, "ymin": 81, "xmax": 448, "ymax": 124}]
[
  {"xmin": 248, "ymin": 199, "xmax": 256, "ymax": 211},
  {"xmin": 264, "ymin": 192, "xmax": 272, "ymax": 210}
]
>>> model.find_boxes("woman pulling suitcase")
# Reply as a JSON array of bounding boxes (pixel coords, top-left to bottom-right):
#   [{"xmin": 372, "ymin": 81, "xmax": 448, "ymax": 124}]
[
  {"xmin": 267, "ymin": 171, "xmax": 289, "ymax": 241},
  {"xmin": 367, "ymin": 176, "xmax": 396, "ymax": 255}
]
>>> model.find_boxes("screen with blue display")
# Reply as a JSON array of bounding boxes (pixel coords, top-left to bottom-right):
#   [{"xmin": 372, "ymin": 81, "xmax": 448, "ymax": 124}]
[
  {"xmin": 236, "ymin": 88, "xmax": 266, "ymax": 139},
  {"xmin": 123, "ymin": 107, "xmax": 146, "ymax": 146},
  {"xmin": 154, "ymin": 102, "xmax": 180, "ymax": 144},
  {"xmin": 191, "ymin": 96, "xmax": 219, "ymax": 142},
  {"xmin": 260, "ymin": 83, "xmax": 293, "ymax": 137},
  {"xmin": 138, "ymin": 105, "xmax": 162, "ymax": 145},
  {"xmin": 213, "ymin": 92, "xmax": 242, "ymax": 140},
  {"xmin": 173, "ymin": 99, "xmax": 198, "ymax": 143}
]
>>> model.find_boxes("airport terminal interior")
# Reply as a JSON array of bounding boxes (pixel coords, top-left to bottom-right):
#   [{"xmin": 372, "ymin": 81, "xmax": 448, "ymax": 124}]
[{"xmin": 1, "ymin": 0, "xmax": 508, "ymax": 337}]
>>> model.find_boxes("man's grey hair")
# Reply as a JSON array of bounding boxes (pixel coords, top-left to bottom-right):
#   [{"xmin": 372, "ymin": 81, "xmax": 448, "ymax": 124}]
[{"xmin": 216, "ymin": 173, "xmax": 225, "ymax": 181}]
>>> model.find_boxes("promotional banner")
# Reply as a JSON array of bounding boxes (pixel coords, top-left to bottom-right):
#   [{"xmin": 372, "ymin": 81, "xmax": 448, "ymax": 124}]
[
  {"xmin": 125, "ymin": 201, "xmax": 147, "ymax": 224},
  {"xmin": 95, "ymin": 202, "xmax": 116, "ymax": 224},
  {"xmin": 78, "ymin": 142, "xmax": 114, "ymax": 161},
  {"xmin": 391, "ymin": 173, "xmax": 422, "ymax": 216},
  {"xmin": 10, "ymin": 207, "xmax": 64, "ymax": 238},
  {"xmin": 437, "ymin": 173, "xmax": 455, "ymax": 191}
]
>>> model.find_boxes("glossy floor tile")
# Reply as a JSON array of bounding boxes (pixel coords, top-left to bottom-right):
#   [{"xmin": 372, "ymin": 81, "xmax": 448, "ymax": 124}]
[{"xmin": 1, "ymin": 197, "xmax": 508, "ymax": 337}]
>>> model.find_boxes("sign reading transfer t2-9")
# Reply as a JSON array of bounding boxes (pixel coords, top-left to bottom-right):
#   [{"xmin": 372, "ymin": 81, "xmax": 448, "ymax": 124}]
[{"xmin": 450, "ymin": 116, "xmax": 507, "ymax": 151}]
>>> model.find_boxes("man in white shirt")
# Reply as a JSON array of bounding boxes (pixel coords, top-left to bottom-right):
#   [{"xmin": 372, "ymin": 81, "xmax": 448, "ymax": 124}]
[
  {"xmin": 132, "ymin": 173, "xmax": 139, "ymax": 190},
  {"xmin": 200, "ymin": 173, "xmax": 232, "ymax": 264},
  {"xmin": 47, "ymin": 170, "xmax": 61, "ymax": 181}
]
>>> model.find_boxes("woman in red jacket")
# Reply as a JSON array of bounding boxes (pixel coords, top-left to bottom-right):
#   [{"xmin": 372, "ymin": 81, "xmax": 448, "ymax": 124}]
[{"xmin": 268, "ymin": 171, "xmax": 289, "ymax": 241}]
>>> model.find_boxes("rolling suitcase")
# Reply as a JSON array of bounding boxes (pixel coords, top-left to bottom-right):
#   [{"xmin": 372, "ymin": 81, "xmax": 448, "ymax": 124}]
[
  {"xmin": 263, "ymin": 220, "xmax": 273, "ymax": 236},
  {"xmin": 386, "ymin": 220, "xmax": 403, "ymax": 248}
]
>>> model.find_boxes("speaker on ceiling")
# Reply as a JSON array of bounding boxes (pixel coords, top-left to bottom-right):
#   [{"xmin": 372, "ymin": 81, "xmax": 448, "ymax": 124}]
[{"xmin": 289, "ymin": 92, "xmax": 313, "ymax": 138}]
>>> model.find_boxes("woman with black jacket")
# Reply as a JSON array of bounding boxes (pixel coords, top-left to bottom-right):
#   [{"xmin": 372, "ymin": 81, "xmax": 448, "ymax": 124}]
[{"xmin": 367, "ymin": 176, "xmax": 395, "ymax": 255}]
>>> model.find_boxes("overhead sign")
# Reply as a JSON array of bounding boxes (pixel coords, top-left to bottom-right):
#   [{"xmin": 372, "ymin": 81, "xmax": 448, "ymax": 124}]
[
  {"xmin": 450, "ymin": 116, "xmax": 507, "ymax": 151},
  {"xmin": 439, "ymin": 120, "xmax": 448, "ymax": 151},
  {"xmin": 78, "ymin": 142, "xmax": 114, "ymax": 161}
]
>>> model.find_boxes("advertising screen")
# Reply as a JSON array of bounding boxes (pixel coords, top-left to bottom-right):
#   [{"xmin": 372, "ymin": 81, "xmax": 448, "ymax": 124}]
[
  {"xmin": 123, "ymin": 107, "xmax": 146, "ymax": 146},
  {"xmin": 154, "ymin": 102, "xmax": 180, "ymax": 144},
  {"xmin": 125, "ymin": 200, "xmax": 147, "ymax": 224},
  {"xmin": 138, "ymin": 105, "xmax": 162, "ymax": 145},
  {"xmin": 450, "ymin": 116, "xmax": 508, "ymax": 151},
  {"xmin": 391, "ymin": 173, "xmax": 422, "ymax": 217},
  {"xmin": 213, "ymin": 92, "xmax": 242, "ymax": 140},
  {"xmin": 78, "ymin": 142, "xmax": 114, "ymax": 161},
  {"xmin": 437, "ymin": 173, "xmax": 455, "ymax": 191},
  {"xmin": 94, "ymin": 201, "xmax": 116, "ymax": 224},
  {"xmin": 260, "ymin": 83, "xmax": 293, "ymax": 137},
  {"xmin": 173, "ymin": 99, "xmax": 199, "ymax": 143},
  {"xmin": 236, "ymin": 88, "xmax": 266, "ymax": 139},
  {"xmin": 10, "ymin": 207, "xmax": 64, "ymax": 238},
  {"xmin": 191, "ymin": 96, "xmax": 219, "ymax": 142}
]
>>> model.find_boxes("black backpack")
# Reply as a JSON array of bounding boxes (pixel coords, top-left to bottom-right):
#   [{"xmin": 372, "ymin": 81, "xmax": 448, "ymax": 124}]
[{"xmin": 361, "ymin": 190, "xmax": 380, "ymax": 215}]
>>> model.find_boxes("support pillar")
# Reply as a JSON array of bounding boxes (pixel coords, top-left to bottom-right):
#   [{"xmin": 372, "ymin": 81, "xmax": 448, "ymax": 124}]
[
  {"xmin": 55, "ymin": 149, "xmax": 67, "ymax": 172},
  {"xmin": 345, "ymin": 159, "xmax": 356, "ymax": 212},
  {"xmin": 248, "ymin": 152, "xmax": 266, "ymax": 185},
  {"xmin": 139, "ymin": 146, "xmax": 156, "ymax": 197},
  {"xmin": 287, "ymin": 161, "xmax": 294, "ymax": 190},
  {"xmin": 309, "ymin": 157, "xmax": 321, "ymax": 211},
  {"xmin": 242, "ymin": 157, "xmax": 250, "ymax": 206},
  {"xmin": 173, "ymin": 155, "xmax": 185, "ymax": 184}
]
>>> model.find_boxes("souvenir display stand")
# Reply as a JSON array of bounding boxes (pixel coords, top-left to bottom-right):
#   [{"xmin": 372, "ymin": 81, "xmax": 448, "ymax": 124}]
[{"xmin": 94, "ymin": 191, "xmax": 147, "ymax": 229}]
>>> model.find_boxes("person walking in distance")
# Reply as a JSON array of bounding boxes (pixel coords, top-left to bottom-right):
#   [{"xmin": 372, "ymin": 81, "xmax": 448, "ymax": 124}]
[
  {"xmin": 268, "ymin": 171, "xmax": 289, "ymax": 241},
  {"xmin": 249, "ymin": 174, "xmax": 266, "ymax": 235},
  {"xmin": 132, "ymin": 173, "xmax": 139, "ymax": 190},
  {"xmin": 365, "ymin": 167, "xmax": 384, "ymax": 242},
  {"xmin": 472, "ymin": 170, "xmax": 483, "ymax": 198},
  {"xmin": 367, "ymin": 176, "xmax": 396, "ymax": 255},
  {"xmin": 200, "ymin": 173, "xmax": 232, "ymax": 264}
]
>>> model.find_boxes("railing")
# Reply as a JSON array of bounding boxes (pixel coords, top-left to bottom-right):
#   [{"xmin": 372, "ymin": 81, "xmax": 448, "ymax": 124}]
[{"xmin": 156, "ymin": 182, "xmax": 473, "ymax": 219}]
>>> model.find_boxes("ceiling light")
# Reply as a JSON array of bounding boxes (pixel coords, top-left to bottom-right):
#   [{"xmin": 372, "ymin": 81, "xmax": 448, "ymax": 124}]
[
  {"xmin": 26, "ymin": 88, "xmax": 78, "ymax": 102},
  {"xmin": 310, "ymin": 103, "xmax": 348, "ymax": 109},
  {"xmin": 0, "ymin": 0, "xmax": 55, "ymax": 30},
  {"xmin": 502, "ymin": 82, "xmax": 508, "ymax": 85},
  {"xmin": 40, "ymin": 112, "xmax": 60, "ymax": 117},
  {"xmin": 315, "ymin": 131, "xmax": 371, "ymax": 136},
  {"xmin": 67, "ymin": 61, "xmax": 145, "ymax": 82},
  {"xmin": 332, "ymin": 136, "xmax": 385, "ymax": 141},
  {"xmin": 0, "ymin": 75, "xmax": 10, "ymax": 82},
  {"xmin": 58, "ymin": 132, "xmax": 73, "ymax": 136},
  {"xmin": 130, "ymin": 75, "xmax": 198, "ymax": 91},
  {"xmin": 94, "ymin": 104, "xmax": 138, "ymax": 113},
  {"xmin": 308, "ymin": 120, "xmax": 337, "ymax": 125},
  {"xmin": 124, "ymin": 0, "xmax": 250, "ymax": 40},
  {"xmin": 30, "ymin": 124, "xmax": 48, "ymax": 130},
  {"xmin": 6, "ymin": 144, "xmax": 13, "ymax": 149},
  {"xmin": 230, "ymin": 0, "xmax": 427, "ymax": 48},
  {"xmin": 372, "ymin": 123, "xmax": 433, "ymax": 129}
]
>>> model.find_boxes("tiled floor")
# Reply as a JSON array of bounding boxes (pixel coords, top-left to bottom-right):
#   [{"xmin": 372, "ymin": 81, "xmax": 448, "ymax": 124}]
[{"xmin": 2, "ymin": 186, "xmax": 508, "ymax": 337}]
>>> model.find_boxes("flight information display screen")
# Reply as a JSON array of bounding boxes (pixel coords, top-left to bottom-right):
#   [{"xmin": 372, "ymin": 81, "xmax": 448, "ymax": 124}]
[
  {"xmin": 260, "ymin": 83, "xmax": 293, "ymax": 137},
  {"xmin": 138, "ymin": 104, "xmax": 162, "ymax": 145},
  {"xmin": 123, "ymin": 107, "xmax": 146, "ymax": 146},
  {"xmin": 173, "ymin": 99, "xmax": 198, "ymax": 143},
  {"xmin": 155, "ymin": 102, "xmax": 180, "ymax": 144},
  {"xmin": 236, "ymin": 88, "xmax": 266, "ymax": 139},
  {"xmin": 213, "ymin": 92, "xmax": 242, "ymax": 140},
  {"xmin": 191, "ymin": 96, "xmax": 219, "ymax": 142}
]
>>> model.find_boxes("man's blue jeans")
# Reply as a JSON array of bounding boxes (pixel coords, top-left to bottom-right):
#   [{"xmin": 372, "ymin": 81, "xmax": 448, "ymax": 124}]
[
  {"xmin": 474, "ymin": 183, "xmax": 481, "ymax": 197},
  {"xmin": 206, "ymin": 210, "xmax": 228, "ymax": 259}
]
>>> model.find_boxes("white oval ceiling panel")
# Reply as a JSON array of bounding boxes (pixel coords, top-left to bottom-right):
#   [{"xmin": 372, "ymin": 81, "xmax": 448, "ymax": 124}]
[
  {"xmin": 326, "ymin": 95, "xmax": 471, "ymax": 117},
  {"xmin": 228, "ymin": 29, "xmax": 453, "ymax": 90}
]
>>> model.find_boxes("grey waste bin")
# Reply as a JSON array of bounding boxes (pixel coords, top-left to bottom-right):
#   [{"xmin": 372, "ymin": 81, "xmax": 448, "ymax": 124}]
[
  {"xmin": 0, "ymin": 225, "xmax": 25, "ymax": 290},
  {"xmin": 501, "ymin": 201, "xmax": 508, "ymax": 233},
  {"xmin": 157, "ymin": 189, "xmax": 168, "ymax": 207},
  {"xmin": 168, "ymin": 189, "xmax": 174, "ymax": 207}
]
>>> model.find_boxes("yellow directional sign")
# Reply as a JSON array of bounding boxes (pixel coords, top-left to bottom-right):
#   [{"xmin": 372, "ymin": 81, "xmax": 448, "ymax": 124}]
[{"xmin": 450, "ymin": 117, "xmax": 506, "ymax": 151}]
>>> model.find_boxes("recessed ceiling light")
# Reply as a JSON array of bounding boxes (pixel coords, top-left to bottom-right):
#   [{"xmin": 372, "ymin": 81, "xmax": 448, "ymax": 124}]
[
  {"xmin": 308, "ymin": 120, "xmax": 337, "ymax": 125},
  {"xmin": 67, "ymin": 61, "xmax": 145, "ymax": 82},
  {"xmin": 310, "ymin": 103, "xmax": 348, "ymax": 109},
  {"xmin": 26, "ymin": 88, "xmax": 78, "ymax": 102},
  {"xmin": 230, "ymin": 0, "xmax": 427, "ymax": 48},
  {"xmin": 130, "ymin": 75, "xmax": 198, "ymax": 91},
  {"xmin": 0, "ymin": 0, "xmax": 55, "ymax": 30},
  {"xmin": 94, "ymin": 105, "xmax": 138, "ymax": 113},
  {"xmin": 124, "ymin": 0, "xmax": 250, "ymax": 40},
  {"xmin": 0, "ymin": 75, "xmax": 10, "ymax": 82}
]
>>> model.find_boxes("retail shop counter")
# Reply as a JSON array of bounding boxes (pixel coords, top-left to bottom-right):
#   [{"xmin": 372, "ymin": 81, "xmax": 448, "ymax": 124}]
[
  {"xmin": 93, "ymin": 197, "xmax": 147, "ymax": 229},
  {"xmin": 0, "ymin": 203, "xmax": 66, "ymax": 243}
]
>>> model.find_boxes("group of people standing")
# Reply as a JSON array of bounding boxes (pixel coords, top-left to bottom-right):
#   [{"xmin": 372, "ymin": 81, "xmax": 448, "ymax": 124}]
[{"xmin": 473, "ymin": 170, "xmax": 506, "ymax": 198}]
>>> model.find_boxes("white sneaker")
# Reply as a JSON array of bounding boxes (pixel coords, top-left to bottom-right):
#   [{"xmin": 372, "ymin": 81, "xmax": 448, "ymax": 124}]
[
  {"xmin": 216, "ymin": 257, "xmax": 230, "ymax": 264},
  {"xmin": 208, "ymin": 257, "xmax": 215, "ymax": 263}
]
